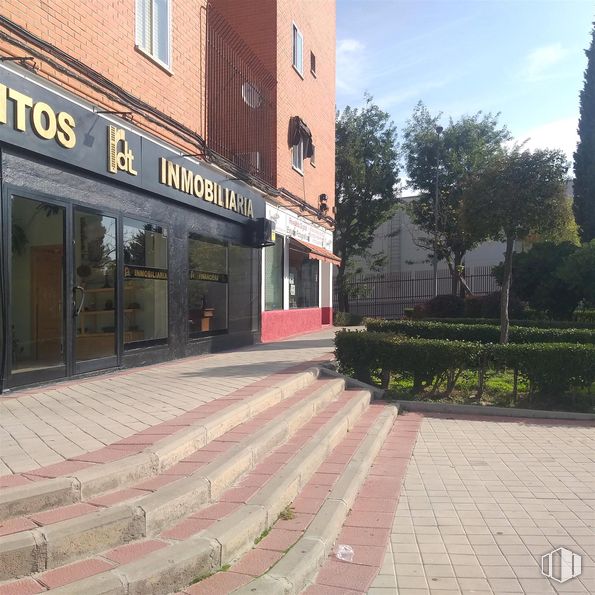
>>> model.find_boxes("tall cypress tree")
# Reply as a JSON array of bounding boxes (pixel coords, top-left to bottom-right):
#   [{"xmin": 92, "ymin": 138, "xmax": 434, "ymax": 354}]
[{"xmin": 574, "ymin": 22, "xmax": 595, "ymax": 242}]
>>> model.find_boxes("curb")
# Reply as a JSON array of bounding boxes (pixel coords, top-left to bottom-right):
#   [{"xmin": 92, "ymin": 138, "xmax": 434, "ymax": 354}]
[
  {"xmin": 318, "ymin": 367, "xmax": 384, "ymax": 400},
  {"xmin": 396, "ymin": 400, "xmax": 595, "ymax": 421}
]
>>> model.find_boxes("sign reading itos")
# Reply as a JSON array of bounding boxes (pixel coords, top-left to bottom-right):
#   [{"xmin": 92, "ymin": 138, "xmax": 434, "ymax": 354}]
[
  {"xmin": 0, "ymin": 72, "xmax": 264, "ymax": 222},
  {"xmin": 0, "ymin": 83, "xmax": 76, "ymax": 148}
]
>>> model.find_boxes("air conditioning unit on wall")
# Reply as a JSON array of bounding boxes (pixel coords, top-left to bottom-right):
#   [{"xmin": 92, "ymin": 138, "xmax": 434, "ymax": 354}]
[{"xmin": 247, "ymin": 217, "xmax": 275, "ymax": 248}]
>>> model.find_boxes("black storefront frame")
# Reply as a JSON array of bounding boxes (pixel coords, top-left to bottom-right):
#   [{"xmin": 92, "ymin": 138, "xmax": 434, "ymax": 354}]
[
  {"xmin": 187, "ymin": 232, "xmax": 230, "ymax": 340},
  {"xmin": 121, "ymin": 216, "xmax": 171, "ymax": 351},
  {"xmin": 2, "ymin": 184, "xmax": 129, "ymax": 388},
  {"xmin": 0, "ymin": 156, "xmax": 261, "ymax": 393},
  {"xmin": 0, "ymin": 67, "xmax": 266, "ymax": 392}
]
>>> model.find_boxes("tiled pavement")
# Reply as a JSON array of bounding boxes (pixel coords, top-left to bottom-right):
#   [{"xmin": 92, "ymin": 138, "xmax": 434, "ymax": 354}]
[
  {"xmin": 369, "ymin": 413, "xmax": 595, "ymax": 595},
  {"xmin": 2, "ymin": 328, "xmax": 594, "ymax": 595},
  {"xmin": 0, "ymin": 329, "xmax": 336, "ymax": 475}
]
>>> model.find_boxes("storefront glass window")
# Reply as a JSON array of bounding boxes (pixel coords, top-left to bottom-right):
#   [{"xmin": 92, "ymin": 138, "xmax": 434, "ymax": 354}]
[
  {"xmin": 288, "ymin": 243, "xmax": 319, "ymax": 309},
  {"xmin": 188, "ymin": 236, "xmax": 228, "ymax": 335},
  {"xmin": 264, "ymin": 235, "xmax": 284, "ymax": 310},
  {"xmin": 123, "ymin": 219, "xmax": 168, "ymax": 345},
  {"xmin": 229, "ymin": 244, "xmax": 258, "ymax": 333},
  {"xmin": 10, "ymin": 196, "xmax": 65, "ymax": 373}
]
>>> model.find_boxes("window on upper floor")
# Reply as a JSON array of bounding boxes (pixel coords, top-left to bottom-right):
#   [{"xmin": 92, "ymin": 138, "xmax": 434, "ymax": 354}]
[
  {"xmin": 136, "ymin": 0, "xmax": 171, "ymax": 69},
  {"xmin": 292, "ymin": 137, "xmax": 304, "ymax": 173},
  {"xmin": 292, "ymin": 24, "xmax": 303, "ymax": 76},
  {"xmin": 310, "ymin": 51, "xmax": 316, "ymax": 77}
]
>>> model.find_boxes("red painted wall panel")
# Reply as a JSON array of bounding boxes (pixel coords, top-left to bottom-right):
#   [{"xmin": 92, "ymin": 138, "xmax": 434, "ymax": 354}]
[{"xmin": 261, "ymin": 308, "xmax": 322, "ymax": 342}]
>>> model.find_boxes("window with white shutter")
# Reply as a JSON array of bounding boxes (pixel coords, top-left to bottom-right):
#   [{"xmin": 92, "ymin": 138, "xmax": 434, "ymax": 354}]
[
  {"xmin": 292, "ymin": 24, "xmax": 303, "ymax": 76},
  {"xmin": 135, "ymin": 0, "xmax": 171, "ymax": 69}
]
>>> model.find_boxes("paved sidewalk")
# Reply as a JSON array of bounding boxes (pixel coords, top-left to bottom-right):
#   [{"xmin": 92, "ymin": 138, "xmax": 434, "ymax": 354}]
[
  {"xmin": 369, "ymin": 413, "xmax": 595, "ymax": 595},
  {"xmin": 0, "ymin": 329, "xmax": 336, "ymax": 476}
]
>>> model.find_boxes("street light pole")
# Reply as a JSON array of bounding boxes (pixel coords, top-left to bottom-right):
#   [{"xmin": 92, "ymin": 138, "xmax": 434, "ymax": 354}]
[{"xmin": 432, "ymin": 125, "xmax": 444, "ymax": 297}]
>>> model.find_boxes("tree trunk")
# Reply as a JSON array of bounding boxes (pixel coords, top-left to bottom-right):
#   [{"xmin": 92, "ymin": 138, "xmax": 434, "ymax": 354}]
[
  {"xmin": 336, "ymin": 263, "xmax": 350, "ymax": 313},
  {"xmin": 500, "ymin": 236, "xmax": 515, "ymax": 344},
  {"xmin": 451, "ymin": 252, "xmax": 463, "ymax": 296}
]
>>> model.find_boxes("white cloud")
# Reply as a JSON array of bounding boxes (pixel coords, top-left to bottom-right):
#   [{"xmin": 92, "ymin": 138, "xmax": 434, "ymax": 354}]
[
  {"xmin": 515, "ymin": 117, "xmax": 578, "ymax": 163},
  {"xmin": 522, "ymin": 43, "xmax": 568, "ymax": 82},
  {"xmin": 336, "ymin": 38, "xmax": 366, "ymax": 97},
  {"xmin": 376, "ymin": 78, "xmax": 451, "ymax": 110}
]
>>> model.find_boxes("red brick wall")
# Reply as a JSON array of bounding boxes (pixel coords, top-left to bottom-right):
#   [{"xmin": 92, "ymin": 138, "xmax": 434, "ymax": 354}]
[
  {"xmin": 211, "ymin": 0, "xmax": 277, "ymax": 75},
  {"xmin": 208, "ymin": 0, "xmax": 336, "ymax": 217},
  {"xmin": 275, "ymin": 0, "xmax": 336, "ymax": 215},
  {"xmin": 0, "ymin": 1, "xmax": 336, "ymax": 217},
  {"xmin": 0, "ymin": 0, "xmax": 206, "ymax": 151}
]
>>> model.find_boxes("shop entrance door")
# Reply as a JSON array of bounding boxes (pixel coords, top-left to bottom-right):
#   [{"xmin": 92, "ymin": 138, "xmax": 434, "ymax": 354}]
[
  {"xmin": 7, "ymin": 197, "xmax": 119, "ymax": 388},
  {"xmin": 72, "ymin": 208, "xmax": 118, "ymax": 374},
  {"xmin": 8, "ymin": 195, "xmax": 68, "ymax": 387}
]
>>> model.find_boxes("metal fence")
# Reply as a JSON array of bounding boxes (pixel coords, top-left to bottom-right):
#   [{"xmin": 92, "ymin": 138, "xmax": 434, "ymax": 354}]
[{"xmin": 334, "ymin": 266, "xmax": 499, "ymax": 318}]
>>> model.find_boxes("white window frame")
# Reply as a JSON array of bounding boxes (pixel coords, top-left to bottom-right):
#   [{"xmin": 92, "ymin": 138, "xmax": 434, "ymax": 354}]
[
  {"xmin": 292, "ymin": 137, "xmax": 304, "ymax": 174},
  {"xmin": 292, "ymin": 23, "xmax": 303, "ymax": 77},
  {"xmin": 135, "ymin": 0, "xmax": 172, "ymax": 71}
]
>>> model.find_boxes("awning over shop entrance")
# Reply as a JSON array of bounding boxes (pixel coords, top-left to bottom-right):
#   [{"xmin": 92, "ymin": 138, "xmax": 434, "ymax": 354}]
[{"xmin": 289, "ymin": 238, "xmax": 341, "ymax": 266}]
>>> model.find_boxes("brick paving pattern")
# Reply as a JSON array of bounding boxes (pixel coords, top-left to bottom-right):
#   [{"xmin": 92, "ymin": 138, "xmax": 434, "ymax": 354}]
[
  {"xmin": 0, "ymin": 329, "xmax": 335, "ymax": 475},
  {"xmin": 369, "ymin": 414, "xmax": 595, "ymax": 595}
]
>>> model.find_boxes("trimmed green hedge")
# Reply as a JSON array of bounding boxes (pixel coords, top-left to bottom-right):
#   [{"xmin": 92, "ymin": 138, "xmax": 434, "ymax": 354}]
[
  {"xmin": 422, "ymin": 317, "xmax": 595, "ymax": 330},
  {"xmin": 333, "ymin": 311, "xmax": 364, "ymax": 326},
  {"xmin": 575, "ymin": 309, "xmax": 595, "ymax": 324},
  {"xmin": 366, "ymin": 319, "xmax": 595, "ymax": 344},
  {"xmin": 335, "ymin": 330, "xmax": 595, "ymax": 396}
]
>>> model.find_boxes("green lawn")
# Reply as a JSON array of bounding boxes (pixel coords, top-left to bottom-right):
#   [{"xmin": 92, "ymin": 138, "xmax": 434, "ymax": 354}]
[{"xmin": 384, "ymin": 370, "xmax": 595, "ymax": 413}]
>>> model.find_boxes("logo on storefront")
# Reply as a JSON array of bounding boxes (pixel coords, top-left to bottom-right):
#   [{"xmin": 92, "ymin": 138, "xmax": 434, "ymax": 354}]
[
  {"xmin": 542, "ymin": 547, "xmax": 582, "ymax": 583},
  {"xmin": 108, "ymin": 125, "xmax": 137, "ymax": 176}
]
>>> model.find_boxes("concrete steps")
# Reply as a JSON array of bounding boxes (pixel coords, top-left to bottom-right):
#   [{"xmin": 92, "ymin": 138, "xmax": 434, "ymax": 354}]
[
  {"xmin": 0, "ymin": 368, "xmax": 323, "ymax": 522},
  {"xmin": 0, "ymin": 368, "xmax": 406, "ymax": 595},
  {"xmin": 0, "ymin": 374, "xmax": 345, "ymax": 580}
]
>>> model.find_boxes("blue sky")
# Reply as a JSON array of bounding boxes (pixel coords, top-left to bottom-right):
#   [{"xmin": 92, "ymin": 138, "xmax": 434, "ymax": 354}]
[{"xmin": 336, "ymin": 0, "xmax": 594, "ymax": 163}]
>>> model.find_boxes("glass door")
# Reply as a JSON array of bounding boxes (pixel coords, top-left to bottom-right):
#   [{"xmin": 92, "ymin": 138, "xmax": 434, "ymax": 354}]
[
  {"xmin": 73, "ymin": 208, "xmax": 118, "ymax": 372},
  {"xmin": 9, "ymin": 195, "xmax": 67, "ymax": 385}
]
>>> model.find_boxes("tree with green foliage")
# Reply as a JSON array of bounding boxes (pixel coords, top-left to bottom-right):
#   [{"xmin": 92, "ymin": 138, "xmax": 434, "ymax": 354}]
[
  {"xmin": 574, "ymin": 22, "xmax": 595, "ymax": 242},
  {"xmin": 334, "ymin": 95, "xmax": 400, "ymax": 312},
  {"xmin": 558, "ymin": 240, "xmax": 595, "ymax": 305},
  {"xmin": 493, "ymin": 242, "xmax": 581, "ymax": 320},
  {"xmin": 462, "ymin": 148, "xmax": 569, "ymax": 343},
  {"xmin": 402, "ymin": 102, "xmax": 511, "ymax": 295}
]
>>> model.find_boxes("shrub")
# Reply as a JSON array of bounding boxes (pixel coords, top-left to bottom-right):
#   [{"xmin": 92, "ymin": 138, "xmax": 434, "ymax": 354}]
[
  {"xmin": 575, "ymin": 309, "xmax": 595, "ymax": 324},
  {"xmin": 463, "ymin": 295, "xmax": 484, "ymax": 318},
  {"xmin": 493, "ymin": 242, "xmax": 582, "ymax": 320},
  {"xmin": 423, "ymin": 317, "xmax": 595, "ymax": 330},
  {"xmin": 335, "ymin": 330, "xmax": 595, "ymax": 398},
  {"xmin": 490, "ymin": 343, "xmax": 595, "ymax": 395},
  {"xmin": 423, "ymin": 294, "xmax": 465, "ymax": 318},
  {"xmin": 334, "ymin": 330, "xmax": 479, "ymax": 390},
  {"xmin": 333, "ymin": 311, "xmax": 364, "ymax": 326},
  {"xmin": 365, "ymin": 319, "xmax": 595, "ymax": 344},
  {"xmin": 411, "ymin": 304, "xmax": 427, "ymax": 319},
  {"xmin": 475, "ymin": 291, "xmax": 525, "ymax": 319}
]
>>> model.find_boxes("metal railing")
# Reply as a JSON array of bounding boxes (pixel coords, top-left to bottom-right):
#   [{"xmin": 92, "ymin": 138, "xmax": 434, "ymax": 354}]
[
  {"xmin": 205, "ymin": 8, "xmax": 276, "ymax": 186},
  {"xmin": 334, "ymin": 266, "xmax": 499, "ymax": 318}
]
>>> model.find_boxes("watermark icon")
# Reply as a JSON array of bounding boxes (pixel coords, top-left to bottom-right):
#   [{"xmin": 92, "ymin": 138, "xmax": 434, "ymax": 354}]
[{"xmin": 542, "ymin": 547, "xmax": 582, "ymax": 583}]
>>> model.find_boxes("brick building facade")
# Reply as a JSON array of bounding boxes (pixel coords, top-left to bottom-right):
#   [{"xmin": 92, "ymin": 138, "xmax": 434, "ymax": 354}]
[{"xmin": 0, "ymin": 1, "xmax": 337, "ymax": 392}]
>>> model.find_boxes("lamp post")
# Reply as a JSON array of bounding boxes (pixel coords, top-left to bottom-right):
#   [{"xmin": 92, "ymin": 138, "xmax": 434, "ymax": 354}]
[{"xmin": 432, "ymin": 125, "xmax": 444, "ymax": 297}]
